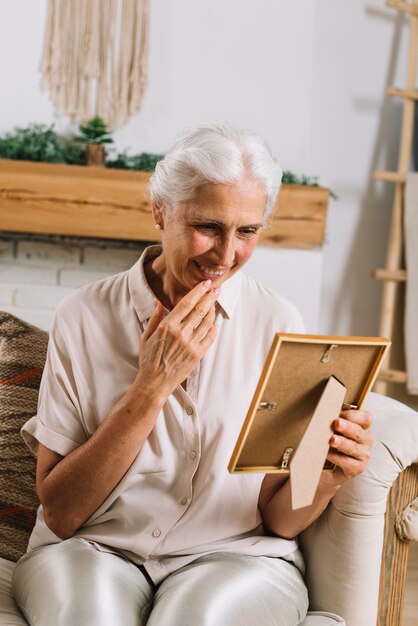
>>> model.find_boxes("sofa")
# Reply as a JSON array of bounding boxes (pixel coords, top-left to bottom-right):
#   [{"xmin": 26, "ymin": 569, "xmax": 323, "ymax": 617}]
[{"xmin": 0, "ymin": 311, "xmax": 417, "ymax": 626}]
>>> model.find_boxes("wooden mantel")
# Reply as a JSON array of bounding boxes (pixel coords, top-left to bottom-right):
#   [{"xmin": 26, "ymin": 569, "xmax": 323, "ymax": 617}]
[{"xmin": 0, "ymin": 159, "xmax": 330, "ymax": 248}]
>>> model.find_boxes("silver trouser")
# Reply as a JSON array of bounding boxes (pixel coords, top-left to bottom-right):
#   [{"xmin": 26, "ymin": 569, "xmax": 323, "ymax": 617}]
[{"xmin": 12, "ymin": 538, "xmax": 308, "ymax": 626}]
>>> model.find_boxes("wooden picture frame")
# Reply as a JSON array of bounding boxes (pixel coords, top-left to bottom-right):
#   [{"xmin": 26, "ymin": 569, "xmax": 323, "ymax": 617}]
[{"xmin": 228, "ymin": 334, "xmax": 391, "ymax": 509}]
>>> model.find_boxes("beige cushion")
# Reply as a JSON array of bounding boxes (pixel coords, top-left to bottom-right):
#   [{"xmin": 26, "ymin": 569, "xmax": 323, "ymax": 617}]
[
  {"xmin": 300, "ymin": 392, "xmax": 418, "ymax": 626},
  {"xmin": 302, "ymin": 613, "xmax": 345, "ymax": 625},
  {"xmin": 0, "ymin": 557, "xmax": 27, "ymax": 625},
  {"xmin": 0, "ymin": 312, "xmax": 48, "ymax": 562}
]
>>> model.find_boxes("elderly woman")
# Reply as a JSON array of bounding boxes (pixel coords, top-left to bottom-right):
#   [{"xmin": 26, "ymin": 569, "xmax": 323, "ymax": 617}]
[{"xmin": 12, "ymin": 123, "xmax": 372, "ymax": 626}]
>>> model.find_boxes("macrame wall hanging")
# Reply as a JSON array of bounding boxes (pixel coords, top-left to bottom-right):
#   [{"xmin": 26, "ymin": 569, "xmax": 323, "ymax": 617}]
[{"xmin": 40, "ymin": 0, "xmax": 150, "ymax": 129}]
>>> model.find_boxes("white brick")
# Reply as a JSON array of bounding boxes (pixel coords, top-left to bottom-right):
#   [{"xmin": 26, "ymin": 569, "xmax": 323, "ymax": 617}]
[
  {"xmin": 0, "ymin": 263, "xmax": 57, "ymax": 285},
  {"xmin": 0, "ymin": 239, "xmax": 15, "ymax": 260},
  {"xmin": 17, "ymin": 240, "xmax": 81, "ymax": 265},
  {"xmin": 14, "ymin": 285, "xmax": 75, "ymax": 310},
  {"xmin": 83, "ymin": 245, "xmax": 143, "ymax": 270},
  {"xmin": 0, "ymin": 306, "xmax": 53, "ymax": 331},
  {"xmin": 0, "ymin": 284, "xmax": 15, "ymax": 305},
  {"xmin": 59, "ymin": 268, "xmax": 112, "ymax": 288}
]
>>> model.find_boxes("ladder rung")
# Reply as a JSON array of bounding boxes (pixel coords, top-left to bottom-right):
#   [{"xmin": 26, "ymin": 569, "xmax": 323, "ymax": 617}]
[
  {"xmin": 386, "ymin": 86, "xmax": 418, "ymax": 100},
  {"xmin": 373, "ymin": 170, "xmax": 406, "ymax": 183},
  {"xmin": 387, "ymin": 0, "xmax": 418, "ymax": 15},
  {"xmin": 374, "ymin": 269, "xmax": 407, "ymax": 281},
  {"xmin": 377, "ymin": 368, "xmax": 407, "ymax": 384}
]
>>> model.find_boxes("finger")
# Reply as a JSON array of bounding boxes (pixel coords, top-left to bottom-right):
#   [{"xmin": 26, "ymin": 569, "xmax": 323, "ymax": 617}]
[
  {"xmin": 333, "ymin": 417, "xmax": 373, "ymax": 446},
  {"xmin": 339, "ymin": 409, "xmax": 373, "ymax": 430},
  {"xmin": 335, "ymin": 410, "xmax": 373, "ymax": 445},
  {"xmin": 330, "ymin": 433, "xmax": 372, "ymax": 461},
  {"xmin": 141, "ymin": 300, "xmax": 165, "ymax": 342},
  {"xmin": 183, "ymin": 289, "xmax": 219, "ymax": 330},
  {"xmin": 168, "ymin": 280, "xmax": 213, "ymax": 322},
  {"xmin": 328, "ymin": 438, "xmax": 371, "ymax": 464},
  {"xmin": 196, "ymin": 321, "xmax": 217, "ymax": 352},
  {"xmin": 326, "ymin": 449, "xmax": 368, "ymax": 479},
  {"xmin": 192, "ymin": 305, "xmax": 216, "ymax": 342}
]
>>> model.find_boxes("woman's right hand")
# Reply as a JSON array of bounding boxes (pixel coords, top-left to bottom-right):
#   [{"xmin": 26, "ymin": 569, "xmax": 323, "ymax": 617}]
[
  {"xmin": 36, "ymin": 281, "xmax": 218, "ymax": 540},
  {"xmin": 136, "ymin": 280, "xmax": 218, "ymax": 399}
]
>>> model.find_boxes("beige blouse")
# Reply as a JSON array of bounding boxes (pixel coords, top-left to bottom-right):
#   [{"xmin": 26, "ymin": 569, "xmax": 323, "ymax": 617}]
[{"xmin": 22, "ymin": 246, "xmax": 305, "ymax": 583}]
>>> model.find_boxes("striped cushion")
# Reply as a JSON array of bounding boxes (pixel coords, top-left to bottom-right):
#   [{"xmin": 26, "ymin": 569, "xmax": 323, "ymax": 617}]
[{"xmin": 0, "ymin": 312, "xmax": 48, "ymax": 562}]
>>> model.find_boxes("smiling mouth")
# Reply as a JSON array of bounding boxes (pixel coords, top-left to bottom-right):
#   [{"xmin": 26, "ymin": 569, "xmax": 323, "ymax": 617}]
[{"xmin": 194, "ymin": 261, "xmax": 228, "ymax": 277}]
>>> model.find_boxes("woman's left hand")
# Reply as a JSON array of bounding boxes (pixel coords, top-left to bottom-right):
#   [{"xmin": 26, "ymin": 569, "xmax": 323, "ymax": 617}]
[{"xmin": 320, "ymin": 407, "xmax": 373, "ymax": 487}]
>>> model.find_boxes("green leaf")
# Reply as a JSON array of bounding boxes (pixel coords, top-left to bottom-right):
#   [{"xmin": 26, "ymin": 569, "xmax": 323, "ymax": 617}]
[{"xmin": 76, "ymin": 116, "xmax": 114, "ymax": 144}]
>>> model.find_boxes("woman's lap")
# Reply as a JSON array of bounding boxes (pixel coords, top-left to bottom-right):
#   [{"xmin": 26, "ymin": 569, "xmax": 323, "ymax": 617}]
[
  {"xmin": 150, "ymin": 552, "xmax": 308, "ymax": 626},
  {"xmin": 12, "ymin": 538, "xmax": 153, "ymax": 626},
  {"xmin": 12, "ymin": 540, "xmax": 308, "ymax": 626}
]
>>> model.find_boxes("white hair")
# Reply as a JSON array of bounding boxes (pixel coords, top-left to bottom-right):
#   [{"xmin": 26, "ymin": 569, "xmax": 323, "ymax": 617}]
[{"xmin": 149, "ymin": 122, "xmax": 282, "ymax": 219}]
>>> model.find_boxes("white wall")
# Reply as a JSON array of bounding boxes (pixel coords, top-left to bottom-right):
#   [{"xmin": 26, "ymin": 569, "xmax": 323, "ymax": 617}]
[
  {"xmin": 0, "ymin": 0, "xmax": 407, "ymax": 335},
  {"xmin": 311, "ymin": 1, "xmax": 409, "ymax": 335}
]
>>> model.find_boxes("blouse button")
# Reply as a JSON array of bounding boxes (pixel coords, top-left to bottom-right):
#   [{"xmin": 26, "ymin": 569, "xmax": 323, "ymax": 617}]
[
  {"xmin": 189, "ymin": 450, "xmax": 197, "ymax": 460},
  {"xmin": 152, "ymin": 529, "xmax": 161, "ymax": 538},
  {"xmin": 186, "ymin": 406, "xmax": 194, "ymax": 415}
]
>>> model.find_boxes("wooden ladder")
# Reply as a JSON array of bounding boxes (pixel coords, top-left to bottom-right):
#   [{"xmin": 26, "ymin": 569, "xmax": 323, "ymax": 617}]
[{"xmin": 373, "ymin": 0, "xmax": 418, "ymax": 394}]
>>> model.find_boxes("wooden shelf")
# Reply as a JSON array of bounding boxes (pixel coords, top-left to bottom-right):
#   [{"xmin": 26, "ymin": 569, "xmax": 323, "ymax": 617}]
[{"xmin": 0, "ymin": 159, "xmax": 330, "ymax": 250}]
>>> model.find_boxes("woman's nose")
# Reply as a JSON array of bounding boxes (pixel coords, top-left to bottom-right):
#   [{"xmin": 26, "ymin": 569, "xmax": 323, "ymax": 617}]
[{"xmin": 215, "ymin": 236, "xmax": 236, "ymax": 266}]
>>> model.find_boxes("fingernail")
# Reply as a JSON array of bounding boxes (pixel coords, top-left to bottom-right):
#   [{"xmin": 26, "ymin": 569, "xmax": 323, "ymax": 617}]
[
  {"xmin": 201, "ymin": 280, "xmax": 212, "ymax": 290},
  {"xmin": 337, "ymin": 419, "xmax": 344, "ymax": 430},
  {"xmin": 213, "ymin": 287, "xmax": 220, "ymax": 295}
]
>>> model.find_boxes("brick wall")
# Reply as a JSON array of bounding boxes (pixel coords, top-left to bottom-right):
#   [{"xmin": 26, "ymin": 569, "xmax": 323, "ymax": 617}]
[{"xmin": 0, "ymin": 233, "xmax": 146, "ymax": 330}]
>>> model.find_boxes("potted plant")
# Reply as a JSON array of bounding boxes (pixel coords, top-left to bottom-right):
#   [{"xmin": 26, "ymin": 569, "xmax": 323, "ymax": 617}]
[{"xmin": 74, "ymin": 116, "xmax": 114, "ymax": 167}]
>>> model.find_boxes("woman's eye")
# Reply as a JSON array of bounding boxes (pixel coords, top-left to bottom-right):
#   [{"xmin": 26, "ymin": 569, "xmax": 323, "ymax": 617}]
[
  {"xmin": 195, "ymin": 224, "xmax": 218, "ymax": 232},
  {"xmin": 239, "ymin": 229, "xmax": 257, "ymax": 237}
]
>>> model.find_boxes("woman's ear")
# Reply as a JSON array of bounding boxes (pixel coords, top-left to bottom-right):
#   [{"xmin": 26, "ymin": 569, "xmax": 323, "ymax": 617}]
[{"xmin": 152, "ymin": 200, "xmax": 164, "ymax": 230}]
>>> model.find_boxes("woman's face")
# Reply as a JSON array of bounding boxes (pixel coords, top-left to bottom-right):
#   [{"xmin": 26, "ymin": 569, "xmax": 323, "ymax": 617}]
[{"xmin": 155, "ymin": 179, "xmax": 266, "ymax": 304}]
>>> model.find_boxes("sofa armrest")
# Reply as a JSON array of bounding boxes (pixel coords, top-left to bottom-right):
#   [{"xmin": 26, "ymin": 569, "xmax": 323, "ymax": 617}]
[
  {"xmin": 299, "ymin": 392, "xmax": 418, "ymax": 626},
  {"xmin": 378, "ymin": 463, "xmax": 418, "ymax": 626}
]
